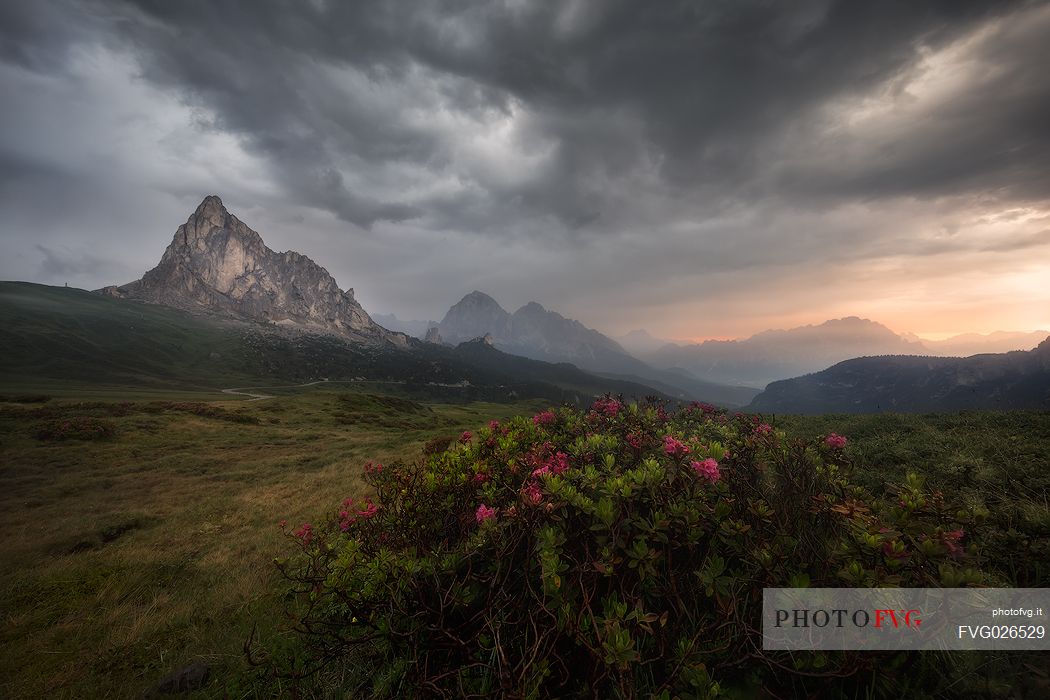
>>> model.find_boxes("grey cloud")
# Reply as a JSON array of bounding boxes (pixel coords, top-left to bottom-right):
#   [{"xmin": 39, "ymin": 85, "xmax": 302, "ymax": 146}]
[
  {"xmin": 982, "ymin": 229, "xmax": 1050, "ymax": 253},
  {"xmin": 82, "ymin": 0, "xmax": 1036, "ymax": 235},
  {"xmin": 2, "ymin": 0, "xmax": 1049, "ymax": 338}
]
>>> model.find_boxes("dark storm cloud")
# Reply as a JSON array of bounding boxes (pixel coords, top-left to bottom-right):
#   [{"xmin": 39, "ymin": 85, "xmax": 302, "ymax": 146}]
[
  {"xmin": 64, "ymin": 0, "xmax": 1039, "ymax": 232},
  {"xmin": 2, "ymin": 0, "xmax": 1049, "ymax": 337}
]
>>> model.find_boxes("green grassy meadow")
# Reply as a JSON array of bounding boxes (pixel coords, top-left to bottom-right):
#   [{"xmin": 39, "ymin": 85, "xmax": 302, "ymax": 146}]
[
  {"xmin": 0, "ymin": 387, "xmax": 546, "ymax": 698},
  {"xmin": 1, "ymin": 384, "xmax": 1048, "ymax": 697}
]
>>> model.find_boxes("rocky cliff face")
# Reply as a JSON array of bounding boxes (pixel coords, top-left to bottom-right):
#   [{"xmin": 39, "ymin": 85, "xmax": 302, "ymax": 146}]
[
  {"xmin": 438, "ymin": 291, "xmax": 512, "ymax": 341},
  {"xmin": 100, "ymin": 196, "xmax": 406, "ymax": 347}
]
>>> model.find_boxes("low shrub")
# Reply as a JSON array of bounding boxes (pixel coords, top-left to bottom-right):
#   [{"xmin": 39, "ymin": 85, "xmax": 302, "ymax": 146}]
[
  {"xmin": 35, "ymin": 416, "xmax": 117, "ymax": 441},
  {"xmin": 0, "ymin": 394, "xmax": 52, "ymax": 404},
  {"xmin": 272, "ymin": 399, "xmax": 992, "ymax": 697}
]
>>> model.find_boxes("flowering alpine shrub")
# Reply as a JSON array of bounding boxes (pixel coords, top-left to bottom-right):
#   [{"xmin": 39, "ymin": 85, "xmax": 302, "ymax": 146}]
[{"xmin": 274, "ymin": 398, "xmax": 990, "ymax": 697}]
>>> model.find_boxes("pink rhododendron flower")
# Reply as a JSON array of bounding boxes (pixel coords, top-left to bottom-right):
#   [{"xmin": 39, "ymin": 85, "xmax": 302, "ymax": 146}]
[
  {"xmin": 531, "ymin": 464, "xmax": 551, "ymax": 478},
  {"xmin": 460, "ymin": 431, "xmax": 472, "ymax": 443},
  {"xmin": 488, "ymin": 420, "xmax": 501, "ymax": 431},
  {"xmin": 690, "ymin": 401, "xmax": 716, "ymax": 415},
  {"xmin": 755, "ymin": 423, "xmax": 773, "ymax": 436},
  {"xmin": 533, "ymin": 410, "xmax": 556, "ymax": 426},
  {"xmin": 473, "ymin": 471, "xmax": 490, "ymax": 483},
  {"xmin": 475, "ymin": 504, "xmax": 497, "ymax": 524},
  {"xmin": 357, "ymin": 499, "xmax": 379, "ymax": 519},
  {"xmin": 625, "ymin": 432, "xmax": 642, "ymax": 450},
  {"xmin": 294, "ymin": 523, "xmax": 313, "ymax": 544},
  {"xmin": 591, "ymin": 397, "xmax": 621, "ymax": 417},
  {"xmin": 364, "ymin": 461, "xmax": 383, "ymax": 474},
  {"xmin": 522, "ymin": 482, "xmax": 543, "ymax": 506},
  {"xmin": 663, "ymin": 435, "xmax": 690, "ymax": 456},
  {"xmin": 825, "ymin": 433, "xmax": 848, "ymax": 449},
  {"xmin": 691, "ymin": 458, "xmax": 721, "ymax": 483},
  {"xmin": 550, "ymin": 451, "xmax": 570, "ymax": 475}
]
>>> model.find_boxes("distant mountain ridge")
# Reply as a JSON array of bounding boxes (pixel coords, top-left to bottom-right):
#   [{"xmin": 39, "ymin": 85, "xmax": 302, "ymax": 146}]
[
  {"xmin": 746, "ymin": 339, "xmax": 1050, "ymax": 414},
  {"xmin": 438, "ymin": 291, "xmax": 641, "ymax": 372},
  {"xmin": 915, "ymin": 330, "xmax": 1049, "ymax": 356},
  {"xmin": 645, "ymin": 317, "xmax": 928, "ymax": 387},
  {"xmin": 99, "ymin": 196, "xmax": 406, "ymax": 347},
  {"xmin": 615, "ymin": 329, "xmax": 670, "ymax": 356},
  {"xmin": 436, "ymin": 291, "xmax": 760, "ymax": 406}
]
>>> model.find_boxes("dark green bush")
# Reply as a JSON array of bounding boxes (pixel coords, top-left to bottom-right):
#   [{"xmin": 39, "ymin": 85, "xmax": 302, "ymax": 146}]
[
  {"xmin": 35, "ymin": 416, "xmax": 116, "ymax": 441},
  {"xmin": 273, "ymin": 399, "xmax": 992, "ymax": 697}
]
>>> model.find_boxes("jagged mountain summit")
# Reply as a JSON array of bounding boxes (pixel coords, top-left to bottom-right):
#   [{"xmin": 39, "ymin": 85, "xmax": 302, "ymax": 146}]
[
  {"xmin": 99, "ymin": 196, "xmax": 406, "ymax": 346},
  {"xmin": 437, "ymin": 291, "xmax": 635, "ymax": 371}
]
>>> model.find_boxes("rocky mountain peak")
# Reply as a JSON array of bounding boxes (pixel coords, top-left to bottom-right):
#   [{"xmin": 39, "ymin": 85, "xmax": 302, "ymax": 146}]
[
  {"xmin": 194, "ymin": 194, "xmax": 228, "ymax": 227},
  {"xmin": 99, "ymin": 196, "xmax": 406, "ymax": 347},
  {"xmin": 459, "ymin": 290, "xmax": 505, "ymax": 310},
  {"xmin": 515, "ymin": 301, "xmax": 548, "ymax": 316}
]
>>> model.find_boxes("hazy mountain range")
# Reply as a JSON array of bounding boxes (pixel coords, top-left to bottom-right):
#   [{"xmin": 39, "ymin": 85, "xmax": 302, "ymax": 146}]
[
  {"xmin": 4, "ymin": 194, "xmax": 1046, "ymax": 413},
  {"xmin": 0, "ymin": 195, "xmax": 755, "ymax": 405},
  {"xmin": 384, "ymin": 307, "xmax": 1047, "ymax": 390}
]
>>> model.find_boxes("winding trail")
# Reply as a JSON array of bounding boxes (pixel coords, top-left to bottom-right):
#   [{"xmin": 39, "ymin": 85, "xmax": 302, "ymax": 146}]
[
  {"xmin": 220, "ymin": 378, "xmax": 334, "ymax": 401},
  {"xmin": 219, "ymin": 378, "xmax": 413, "ymax": 401}
]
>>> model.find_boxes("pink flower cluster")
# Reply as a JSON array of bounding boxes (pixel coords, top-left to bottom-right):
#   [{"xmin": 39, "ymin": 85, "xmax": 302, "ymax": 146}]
[
  {"xmin": 339, "ymin": 497, "xmax": 379, "ymax": 531},
  {"xmin": 531, "ymin": 451, "xmax": 570, "ymax": 478},
  {"xmin": 364, "ymin": 461, "xmax": 383, "ymax": 474},
  {"xmin": 663, "ymin": 435, "xmax": 690, "ymax": 457},
  {"xmin": 824, "ymin": 433, "xmax": 848, "ymax": 449},
  {"xmin": 475, "ymin": 503, "xmax": 497, "ymax": 524},
  {"xmin": 460, "ymin": 431, "xmax": 472, "ymax": 443},
  {"xmin": 691, "ymin": 458, "xmax": 721, "ymax": 483},
  {"xmin": 684, "ymin": 398, "xmax": 718, "ymax": 415},
  {"xmin": 473, "ymin": 471, "xmax": 490, "ymax": 484},
  {"xmin": 625, "ymin": 432, "xmax": 643, "ymax": 450},
  {"xmin": 533, "ymin": 410, "xmax": 557, "ymax": 426},
  {"xmin": 591, "ymin": 396, "xmax": 622, "ymax": 418},
  {"xmin": 488, "ymin": 420, "xmax": 501, "ymax": 431},
  {"xmin": 294, "ymin": 522, "xmax": 313, "ymax": 544},
  {"xmin": 521, "ymin": 482, "xmax": 543, "ymax": 506},
  {"xmin": 755, "ymin": 423, "xmax": 773, "ymax": 436}
]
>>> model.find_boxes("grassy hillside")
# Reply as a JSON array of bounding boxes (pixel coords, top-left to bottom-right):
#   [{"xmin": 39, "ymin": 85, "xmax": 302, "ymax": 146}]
[
  {"xmin": 748, "ymin": 346, "xmax": 1050, "ymax": 414},
  {"xmin": 0, "ymin": 282, "xmax": 675, "ymax": 405},
  {"xmin": 0, "ymin": 282, "xmax": 258, "ymax": 390}
]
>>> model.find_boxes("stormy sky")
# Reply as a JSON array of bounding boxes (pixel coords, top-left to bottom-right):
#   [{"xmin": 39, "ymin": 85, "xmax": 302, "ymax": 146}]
[{"xmin": 2, "ymin": 0, "xmax": 1049, "ymax": 340}]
